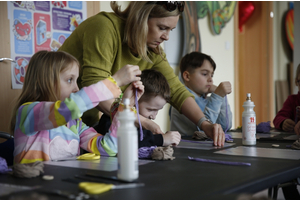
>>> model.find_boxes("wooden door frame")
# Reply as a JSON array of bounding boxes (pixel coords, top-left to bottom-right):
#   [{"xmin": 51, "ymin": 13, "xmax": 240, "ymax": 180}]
[{"xmin": 234, "ymin": 2, "xmax": 274, "ymax": 127}]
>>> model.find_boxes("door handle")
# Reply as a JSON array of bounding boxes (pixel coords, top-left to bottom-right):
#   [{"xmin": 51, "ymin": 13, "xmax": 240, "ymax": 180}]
[{"xmin": 0, "ymin": 58, "xmax": 16, "ymax": 63}]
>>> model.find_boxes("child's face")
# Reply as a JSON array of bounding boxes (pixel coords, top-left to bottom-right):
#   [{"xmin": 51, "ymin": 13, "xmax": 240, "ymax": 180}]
[
  {"xmin": 138, "ymin": 95, "xmax": 167, "ymax": 120},
  {"xmin": 59, "ymin": 62, "xmax": 79, "ymax": 101},
  {"xmin": 184, "ymin": 59, "xmax": 214, "ymax": 96}
]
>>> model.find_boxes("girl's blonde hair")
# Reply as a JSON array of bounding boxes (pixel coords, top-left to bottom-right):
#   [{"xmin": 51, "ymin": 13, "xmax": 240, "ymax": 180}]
[
  {"xmin": 111, "ymin": 1, "xmax": 182, "ymax": 63},
  {"xmin": 10, "ymin": 50, "xmax": 79, "ymax": 134},
  {"xmin": 295, "ymin": 64, "xmax": 300, "ymax": 86}
]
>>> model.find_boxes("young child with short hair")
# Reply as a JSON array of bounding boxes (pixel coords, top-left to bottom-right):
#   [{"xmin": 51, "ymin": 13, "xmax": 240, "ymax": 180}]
[
  {"xmin": 100, "ymin": 69, "xmax": 181, "ymax": 147},
  {"xmin": 275, "ymin": 63, "xmax": 300, "ymax": 133},
  {"xmin": 10, "ymin": 50, "xmax": 143, "ymax": 164},
  {"xmin": 170, "ymin": 51, "xmax": 232, "ymax": 136}
]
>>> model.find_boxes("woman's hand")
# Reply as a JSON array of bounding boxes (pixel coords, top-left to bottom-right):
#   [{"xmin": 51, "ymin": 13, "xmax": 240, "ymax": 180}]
[
  {"xmin": 112, "ymin": 64, "xmax": 141, "ymax": 87},
  {"xmin": 123, "ymin": 81, "xmax": 144, "ymax": 107},
  {"xmin": 162, "ymin": 131, "xmax": 181, "ymax": 146},
  {"xmin": 201, "ymin": 121, "xmax": 225, "ymax": 146}
]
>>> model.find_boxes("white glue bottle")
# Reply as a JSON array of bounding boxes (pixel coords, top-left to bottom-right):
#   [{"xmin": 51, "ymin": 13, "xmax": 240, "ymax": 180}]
[
  {"xmin": 242, "ymin": 93, "xmax": 256, "ymax": 145},
  {"xmin": 117, "ymin": 98, "xmax": 139, "ymax": 181}
]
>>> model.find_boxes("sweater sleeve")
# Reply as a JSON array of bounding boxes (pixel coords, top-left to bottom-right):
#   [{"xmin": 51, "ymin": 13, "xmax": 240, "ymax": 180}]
[
  {"xmin": 15, "ymin": 79, "xmax": 121, "ymax": 135},
  {"xmin": 273, "ymin": 95, "xmax": 297, "ymax": 129},
  {"xmin": 59, "ymin": 12, "xmax": 121, "ymax": 88},
  {"xmin": 205, "ymin": 93, "xmax": 232, "ymax": 131}
]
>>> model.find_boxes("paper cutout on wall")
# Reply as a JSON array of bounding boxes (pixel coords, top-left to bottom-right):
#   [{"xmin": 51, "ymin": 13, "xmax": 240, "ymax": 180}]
[
  {"xmin": 14, "ymin": 58, "xmax": 29, "ymax": 84},
  {"xmin": 12, "ymin": 1, "xmax": 36, "ymax": 11},
  {"xmin": 238, "ymin": 1, "xmax": 255, "ymax": 32},
  {"xmin": 196, "ymin": 1, "xmax": 236, "ymax": 35},
  {"xmin": 13, "ymin": 19, "xmax": 32, "ymax": 41}
]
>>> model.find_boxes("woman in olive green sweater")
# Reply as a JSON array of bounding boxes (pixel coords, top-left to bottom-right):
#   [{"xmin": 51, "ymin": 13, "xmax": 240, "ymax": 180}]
[{"xmin": 59, "ymin": 1, "xmax": 225, "ymax": 146}]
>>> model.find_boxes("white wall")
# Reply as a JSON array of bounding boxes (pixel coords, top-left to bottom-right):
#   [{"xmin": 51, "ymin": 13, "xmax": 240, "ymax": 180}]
[{"xmin": 198, "ymin": 15, "xmax": 235, "ymax": 129}]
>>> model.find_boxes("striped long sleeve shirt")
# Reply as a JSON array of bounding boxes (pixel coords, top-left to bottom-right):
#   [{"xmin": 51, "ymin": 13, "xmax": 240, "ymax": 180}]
[{"xmin": 14, "ymin": 78, "xmax": 121, "ymax": 164}]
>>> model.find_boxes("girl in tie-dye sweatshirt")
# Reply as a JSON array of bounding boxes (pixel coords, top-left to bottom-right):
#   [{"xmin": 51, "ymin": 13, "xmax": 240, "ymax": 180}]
[{"xmin": 10, "ymin": 50, "xmax": 143, "ymax": 164}]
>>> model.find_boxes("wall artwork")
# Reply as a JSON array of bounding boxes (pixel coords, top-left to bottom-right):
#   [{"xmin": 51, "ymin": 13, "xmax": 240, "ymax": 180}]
[
  {"xmin": 196, "ymin": 1, "xmax": 236, "ymax": 35},
  {"xmin": 7, "ymin": 1, "xmax": 87, "ymax": 89},
  {"xmin": 180, "ymin": 1, "xmax": 236, "ymax": 58}
]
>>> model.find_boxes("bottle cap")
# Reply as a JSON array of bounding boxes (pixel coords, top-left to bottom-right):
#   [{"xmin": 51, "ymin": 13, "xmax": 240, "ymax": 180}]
[
  {"xmin": 246, "ymin": 93, "xmax": 251, "ymax": 101},
  {"xmin": 123, "ymin": 98, "xmax": 130, "ymax": 106}
]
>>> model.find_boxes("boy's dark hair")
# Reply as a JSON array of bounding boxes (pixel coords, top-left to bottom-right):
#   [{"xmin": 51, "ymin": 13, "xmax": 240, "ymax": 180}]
[
  {"xmin": 180, "ymin": 51, "xmax": 216, "ymax": 78},
  {"xmin": 140, "ymin": 69, "xmax": 170, "ymax": 102}
]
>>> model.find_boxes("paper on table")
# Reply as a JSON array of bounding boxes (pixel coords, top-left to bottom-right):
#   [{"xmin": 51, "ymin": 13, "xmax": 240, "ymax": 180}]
[
  {"xmin": 227, "ymin": 131, "xmax": 281, "ymax": 139},
  {"xmin": 283, "ymin": 135, "xmax": 300, "ymax": 140},
  {"xmin": 44, "ymin": 156, "xmax": 154, "ymax": 171},
  {"xmin": 175, "ymin": 140, "xmax": 235, "ymax": 150},
  {"xmin": 215, "ymin": 146, "xmax": 300, "ymax": 160}
]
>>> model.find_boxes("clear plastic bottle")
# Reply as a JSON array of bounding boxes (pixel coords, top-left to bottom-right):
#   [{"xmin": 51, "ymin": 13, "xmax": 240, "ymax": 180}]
[
  {"xmin": 117, "ymin": 98, "xmax": 139, "ymax": 181},
  {"xmin": 242, "ymin": 93, "xmax": 256, "ymax": 145}
]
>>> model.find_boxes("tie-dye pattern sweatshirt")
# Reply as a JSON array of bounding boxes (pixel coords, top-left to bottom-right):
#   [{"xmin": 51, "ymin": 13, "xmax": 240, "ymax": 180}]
[{"xmin": 13, "ymin": 78, "xmax": 121, "ymax": 164}]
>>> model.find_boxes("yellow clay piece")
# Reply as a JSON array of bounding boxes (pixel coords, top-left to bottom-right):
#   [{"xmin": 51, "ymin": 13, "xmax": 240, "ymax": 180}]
[
  {"xmin": 77, "ymin": 153, "xmax": 100, "ymax": 160},
  {"xmin": 79, "ymin": 182, "xmax": 113, "ymax": 194}
]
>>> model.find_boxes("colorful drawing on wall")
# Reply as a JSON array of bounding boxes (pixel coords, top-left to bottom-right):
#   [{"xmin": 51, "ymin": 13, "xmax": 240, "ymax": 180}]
[
  {"xmin": 69, "ymin": 14, "xmax": 83, "ymax": 31},
  {"xmin": 14, "ymin": 57, "xmax": 29, "ymax": 84},
  {"xmin": 52, "ymin": 1, "xmax": 67, "ymax": 9},
  {"xmin": 13, "ymin": 19, "xmax": 32, "ymax": 41},
  {"xmin": 285, "ymin": 9, "xmax": 294, "ymax": 50},
  {"xmin": 12, "ymin": 1, "xmax": 36, "ymax": 11},
  {"xmin": 34, "ymin": 12, "xmax": 51, "ymax": 52},
  {"xmin": 180, "ymin": 1, "xmax": 236, "ymax": 58},
  {"xmin": 196, "ymin": 1, "xmax": 236, "ymax": 35},
  {"xmin": 52, "ymin": 8, "xmax": 83, "ymax": 32},
  {"xmin": 51, "ymin": 32, "xmax": 70, "ymax": 51},
  {"xmin": 13, "ymin": 9, "xmax": 33, "ymax": 55},
  {"xmin": 8, "ymin": 1, "xmax": 87, "ymax": 89},
  {"xmin": 181, "ymin": 1, "xmax": 201, "ymax": 56}
]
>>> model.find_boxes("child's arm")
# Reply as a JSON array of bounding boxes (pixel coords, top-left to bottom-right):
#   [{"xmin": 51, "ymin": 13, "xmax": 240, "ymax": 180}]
[
  {"xmin": 15, "ymin": 78, "xmax": 121, "ymax": 135},
  {"xmin": 215, "ymin": 96, "xmax": 233, "ymax": 131},
  {"xmin": 273, "ymin": 95, "xmax": 296, "ymax": 130},
  {"xmin": 204, "ymin": 82, "xmax": 232, "ymax": 130},
  {"xmin": 281, "ymin": 119, "xmax": 295, "ymax": 132},
  {"xmin": 203, "ymin": 93, "xmax": 224, "ymax": 124}
]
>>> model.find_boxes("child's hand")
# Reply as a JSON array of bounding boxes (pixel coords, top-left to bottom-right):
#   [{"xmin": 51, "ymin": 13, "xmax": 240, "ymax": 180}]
[
  {"xmin": 214, "ymin": 81, "xmax": 232, "ymax": 97},
  {"xmin": 112, "ymin": 64, "xmax": 141, "ymax": 87},
  {"xmin": 283, "ymin": 119, "xmax": 295, "ymax": 132},
  {"xmin": 123, "ymin": 81, "xmax": 144, "ymax": 107},
  {"xmin": 208, "ymin": 84, "xmax": 217, "ymax": 94},
  {"xmin": 294, "ymin": 121, "xmax": 300, "ymax": 135},
  {"xmin": 162, "ymin": 131, "xmax": 181, "ymax": 146}
]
